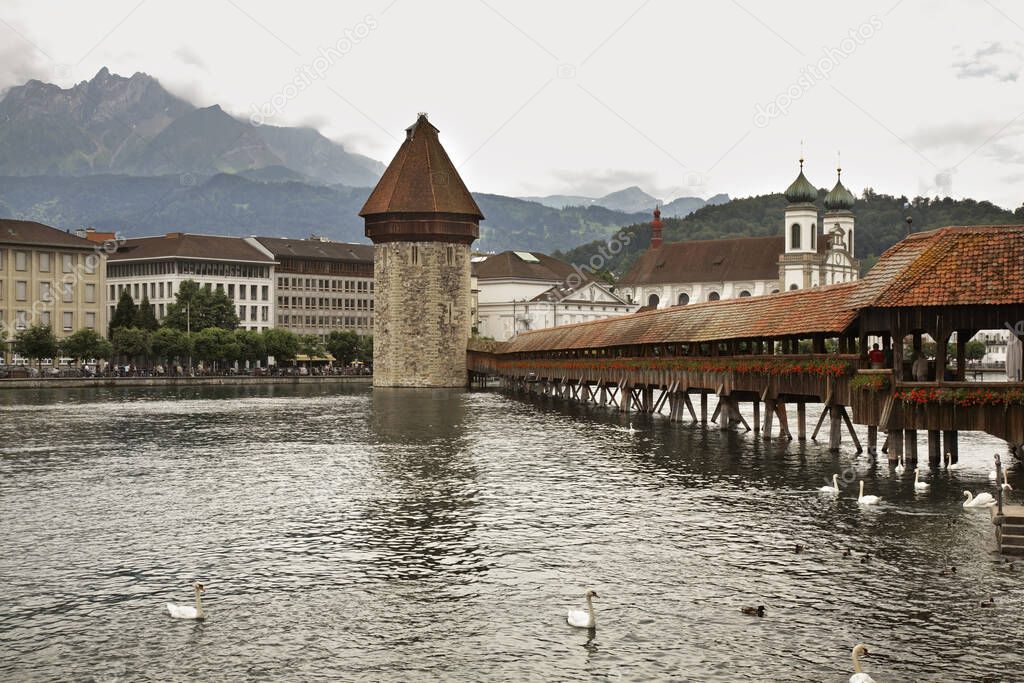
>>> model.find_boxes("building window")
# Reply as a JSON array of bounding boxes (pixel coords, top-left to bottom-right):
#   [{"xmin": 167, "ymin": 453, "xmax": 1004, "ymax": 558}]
[
  {"xmin": 62, "ymin": 311, "xmax": 73, "ymax": 331},
  {"xmin": 63, "ymin": 282, "xmax": 73, "ymax": 303},
  {"xmin": 446, "ymin": 246, "xmax": 454, "ymax": 265},
  {"xmin": 411, "ymin": 245, "xmax": 419, "ymax": 265},
  {"xmin": 261, "ymin": 285, "xmax": 268, "ymax": 301},
  {"xmin": 647, "ymin": 293, "xmax": 659, "ymax": 308},
  {"xmin": 739, "ymin": 290, "xmax": 752, "ymax": 297},
  {"xmin": 677, "ymin": 293, "xmax": 689, "ymax": 306},
  {"xmin": 16, "ymin": 310, "xmax": 28, "ymax": 330},
  {"xmin": 85, "ymin": 284, "xmax": 96, "ymax": 303},
  {"xmin": 40, "ymin": 311, "xmax": 50, "ymax": 326},
  {"xmin": 239, "ymin": 306, "xmax": 246, "ymax": 321},
  {"xmin": 15, "ymin": 280, "xmax": 27, "ymax": 301},
  {"xmin": 0, "ymin": 248, "xmax": 5, "ymax": 270},
  {"xmin": 85, "ymin": 312, "xmax": 96, "ymax": 329},
  {"xmin": 62, "ymin": 254, "xmax": 74, "ymax": 273},
  {"xmin": 790, "ymin": 223, "xmax": 801, "ymax": 250},
  {"xmin": 15, "ymin": 251, "xmax": 27, "ymax": 271},
  {"xmin": 250, "ymin": 285, "xmax": 257, "ymax": 300},
  {"xmin": 40, "ymin": 282, "xmax": 52, "ymax": 302},
  {"xmin": 39, "ymin": 252, "xmax": 51, "ymax": 272},
  {"xmin": 707, "ymin": 292, "xmax": 721, "ymax": 302},
  {"xmin": 789, "ymin": 284, "xmax": 799, "ymax": 290},
  {"xmin": 810, "ymin": 228, "xmax": 816, "ymax": 250}
]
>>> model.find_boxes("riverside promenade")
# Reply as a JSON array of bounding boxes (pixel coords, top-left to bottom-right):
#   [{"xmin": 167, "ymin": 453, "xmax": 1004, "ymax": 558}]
[{"xmin": 0, "ymin": 375, "xmax": 372, "ymax": 390}]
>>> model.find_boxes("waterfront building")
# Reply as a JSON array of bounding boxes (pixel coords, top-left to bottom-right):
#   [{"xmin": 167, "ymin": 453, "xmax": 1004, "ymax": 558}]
[
  {"xmin": 0, "ymin": 219, "xmax": 108, "ymax": 363},
  {"xmin": 620, "ymin": 161, "xmax": 860, "ymax": 308},
  {"xmin": 106, "ymin": 232, "xmax": 276, "ymax": 332},
  {"xmin": 474, "ymin": 250, "xmax": 637, "ymax": 341},
  {"xmin": 255, "ymin": 236, "xmax": 374, "ymax": 341},
  {"xmin": 360, "ymin": 113, "xmax": 482, "ymax": 387}
]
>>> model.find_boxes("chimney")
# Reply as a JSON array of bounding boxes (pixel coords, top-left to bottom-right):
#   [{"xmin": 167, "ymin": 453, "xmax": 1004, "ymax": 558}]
[{"xmin": 650, "ymin": 206, "xmax": 663, "ymax": 249}]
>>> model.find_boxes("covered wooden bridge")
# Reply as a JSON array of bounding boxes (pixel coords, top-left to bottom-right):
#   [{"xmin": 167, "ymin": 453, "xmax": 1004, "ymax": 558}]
[{"xmin": 468, "ymin": 226, "xmax": 1024, "ymax": 463}]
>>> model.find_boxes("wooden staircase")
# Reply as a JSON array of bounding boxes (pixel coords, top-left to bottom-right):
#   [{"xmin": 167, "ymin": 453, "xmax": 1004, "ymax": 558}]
[{"xmin": 993, "ymin": 505, "xmax": 1024, "ymax": 557}]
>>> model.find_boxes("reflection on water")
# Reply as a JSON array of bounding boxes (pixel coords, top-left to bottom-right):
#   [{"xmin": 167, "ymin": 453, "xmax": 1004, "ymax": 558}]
[{"xmin": 0, "ymin": 382, "xmax": 1022, "ymax": 682}]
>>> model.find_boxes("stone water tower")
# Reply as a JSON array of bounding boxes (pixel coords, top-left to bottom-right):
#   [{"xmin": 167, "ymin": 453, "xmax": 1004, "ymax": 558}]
[{"xmin": 360, "ymin": 113, "xmax": 484, "ymax": 387}]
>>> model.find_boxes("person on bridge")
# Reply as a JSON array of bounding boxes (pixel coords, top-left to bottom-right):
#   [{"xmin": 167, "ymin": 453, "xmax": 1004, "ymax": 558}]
[
  {"xmin": 868, "ymin": 343, "xmax": 885, "ymax": 369},
  {"xmin": 912, "ymin": 352, "xmax": 930, "ymax": 382}
]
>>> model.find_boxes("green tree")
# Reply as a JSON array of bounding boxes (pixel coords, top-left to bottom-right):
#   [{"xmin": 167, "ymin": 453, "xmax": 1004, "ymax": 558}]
[
  {"xmin": 59, "ymin": 328, "xmax": 113, "ymax": 362},
  {"xmin": 356, "ymin": 334, "xmax": 373, "ymax": 363},
  {"xmin": 151, "ymin": 327, "xmax": 191, "ymax": 364},
  {"xmin": 233, "ymin": 329, "xmax": 266, "ymax": 364},
  {"xmin": 163, "ymin": 280, "xmax": 240, "ymax": 331},
  {"xmin": 13, "ymin": 324, "xmax": 58, "ymax": 369},
  {"xmin": 325, "ymin": 330, "xmax": 360, "ymax": 365},
  {"xmin": 299, "ymin": 333, "xmax": 327, "ymax": 358},
  {"xmin": 108, "ymin": 290, "xmax": 138, "ymax": 336},
  {"xmin": 965, "ymin": 339, "xmax": 986, "ymax": 361},
  {"xmin": 134, "ymin": 295, "xmax": 159, "ymax": 331},
  {"xmin": 112, "ymin": 327, "xmax": 152, "ymax": 364},
  {"xmin": 192, "ymin": 327, "xmax": 241, "ymax": 369},
  {"xmin": 262, "ymin": 328, "xmax": 300, "ymax": 363}
]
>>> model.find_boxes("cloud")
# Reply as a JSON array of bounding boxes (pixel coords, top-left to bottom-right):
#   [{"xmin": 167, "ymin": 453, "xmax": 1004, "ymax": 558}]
[
  {"xmin": 953, "ymin": 42, "xmax": 1021, "ymax": 82},
  {"xmin": 174, "ymin": 45, "xmax": 208, "ymax": 71},
  {"xmin": 545, "ymin": 168, "xmax": 660, "ymax": 198},
  {"xmin": 0, "ymin": 26, "xmax": 50, "ymax": 94}
]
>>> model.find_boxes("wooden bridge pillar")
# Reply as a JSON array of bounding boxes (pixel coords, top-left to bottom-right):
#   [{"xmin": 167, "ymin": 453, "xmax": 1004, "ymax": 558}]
[
  {"xmin": 644, "ymin": 386, "xmax": 655, "ymax": 413},
  {"xmin": 889, "ymin": 429, "xmax": 903, "ymax": 465},
  {"xmin": 753, "ymin": 400, "xmax": 761, "ymax": 434},
  {"xmin": 797, "ymin": 402, "xmax": 806, "ymax": 440},
  {"xmin": 928, "ymin": 429, "xmax": 942, "ymax": 468},
  {"xmin": 599, "ymin": 385, "xmax": 607, "ymax": 406},
  {"xmin": 763, "ymin": 399, "xmax": 775, "ymax": 438},
  {"xmin": 904, "ymin": 429, "xmax": 919, "ymax": 467},
  {"xmin": 943, "ymin": 430, "xmax": 958, "ymax": 464},
  {"xmin": 776, "ymin": 402, "xmax": 792, "ymax": 440},
  {"xmin": 620, "ymin": 382, "xmax": 631, "ymax": 414},
  {"xmin": 700, "ymin": 392, "xmax": 708, "ymax": 424},
  {"xmin": 867, "ymin": 425, "xmax": 878, "ymax": 455},
  {"xmin": 828, "ymin": 406, "xmax": 842, "ymax": 452}
]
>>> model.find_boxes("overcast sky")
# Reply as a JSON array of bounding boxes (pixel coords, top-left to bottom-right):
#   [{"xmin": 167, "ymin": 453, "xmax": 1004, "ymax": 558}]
[{"xmin": 2, "ymin": 0, "xmax": 1024, "ymax": 208}]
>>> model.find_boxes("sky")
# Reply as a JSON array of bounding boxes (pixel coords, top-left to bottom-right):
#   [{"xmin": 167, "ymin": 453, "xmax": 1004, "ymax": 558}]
[{"xmin": 2, "ymin": 0, "xmax": 1024, "ymax": 209}]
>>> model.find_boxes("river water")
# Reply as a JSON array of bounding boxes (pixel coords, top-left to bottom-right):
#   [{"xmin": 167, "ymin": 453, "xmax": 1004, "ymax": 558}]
[{"xmin": 0, "ymin": 383, "xmax": 1021, "ymax": 682}]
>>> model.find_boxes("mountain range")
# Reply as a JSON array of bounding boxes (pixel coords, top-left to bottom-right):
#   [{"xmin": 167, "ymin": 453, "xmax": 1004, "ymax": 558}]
[{"xmin": 520, "ymin": 186, "xmax": 729, "ymax": 216}]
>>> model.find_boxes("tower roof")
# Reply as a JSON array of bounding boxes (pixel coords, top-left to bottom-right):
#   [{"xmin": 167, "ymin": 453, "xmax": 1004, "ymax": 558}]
[
  {"xmin": 784, "ymin": 159, "xmax": 819, "ymax": 204},
  {"xmin": 824, "ymin": 168, "xmax": 855, "ymax": 211},
  {"xmin": 359, "ymin": 114, "xmax": 484, "ymax": 219}
]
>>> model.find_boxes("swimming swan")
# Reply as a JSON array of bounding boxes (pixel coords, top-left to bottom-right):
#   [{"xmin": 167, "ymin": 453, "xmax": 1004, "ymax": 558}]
[
  {"xmin": 820, "ymin": 474, "xmax": 840, "ymax": 494},
  {"xmin": 849, "ymin": 644, "xmax": 876, "ymax": 683},
  {"xmin": 857, "ymin": 480, "xmax": 881, "ymax": 506},
  {"xmin": 166, "ymin": 582, "xmax": 205, "ymax": 620},
  {"xmin": 894, "ymin": 456, "xmax": 905, "ymax": 475},
  {"xmin": 567, "ymin": 590, "xmax": 597, "ymax": 629},
  {"xmin": 963, "ymin": 490, "xmax": 996, "ymax": 508},
  {"xmin": 913, "ymin": 468, "xmax": 930, "ymax": 492},
  {"xmin": 944, "ymin": 452, "xmax": 961, "ymax": 471}
]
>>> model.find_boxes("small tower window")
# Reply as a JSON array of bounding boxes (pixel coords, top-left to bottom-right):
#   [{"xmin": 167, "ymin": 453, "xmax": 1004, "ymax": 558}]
[
  {"xmin": 411, "ymin": 245, "xmax": 419, "ymax": 265},
  {"xmin": 647, "ymin": 293, "xmax": 660, "ymax": 308},
  {"xmin": 739, "ymin": 290, "xmax": 751, "ymax": 297},
  {"xmin": 707, "ymin": 291, "xmax": 721, "ymax": 302},
  {"xmin": 789, "ymin": 284, "xmax": 799, "ymax": 290},
  {"xmin": 446, "ymin": 246, "xmax": 454, "ymax": 265},
  {"xmin": 790, "ymin": 223, "xmax": 801, "ymax": 250},
  {"xmin": 811, "ymin": 227, "xmax": 816, "ymax": 250},
  {"xmin": 677, "ymin": 292, "xmax": 689, "ymax": 306}
]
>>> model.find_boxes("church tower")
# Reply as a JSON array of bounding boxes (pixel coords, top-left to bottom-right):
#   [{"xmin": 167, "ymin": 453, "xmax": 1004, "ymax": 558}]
[
  {"xmin": 822, "ymin": 166, "xmax": 859, "ymax": 285},
  {"xmin": 360, "ymin": 114, "xmax": 484, "ymax": 387},
  {"xmin": 779, "ymin": 158, "xmax": 820, "ymax": 290}
]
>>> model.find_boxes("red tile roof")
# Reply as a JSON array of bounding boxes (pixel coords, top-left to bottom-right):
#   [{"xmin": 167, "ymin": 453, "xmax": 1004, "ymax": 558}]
[
  {"xmin": 359, "ymin": 114, "xmax": 483, "ymax": 218},
  {"xmin": 619, "ymin": 235, "xmax": 784, "ymax": 285},
  {"xmin": 474, "ymin": 251, "xmax": 581, "ymax": 282},
  {"xmin": 0, "ymin": 218, "xmax": 100, "ymax": 250},
  {"xmin": 109, "ymin": 233, "xmax": 275, "ymax": 263}
]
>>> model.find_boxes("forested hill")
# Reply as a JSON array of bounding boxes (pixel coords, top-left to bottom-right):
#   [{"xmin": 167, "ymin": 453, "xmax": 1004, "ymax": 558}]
[{"xmin": 554, "ymin": 189, "xmax": 1023, "ymax": 278}]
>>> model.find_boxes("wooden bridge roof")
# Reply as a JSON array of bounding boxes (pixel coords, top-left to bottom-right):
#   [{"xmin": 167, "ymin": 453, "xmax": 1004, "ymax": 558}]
[{"xmin": 502, "ymin": 281, "xmax": 861, "ymax": 352}]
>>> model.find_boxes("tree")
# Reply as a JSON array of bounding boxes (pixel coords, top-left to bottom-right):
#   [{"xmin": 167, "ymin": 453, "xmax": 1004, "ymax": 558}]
[
  {"xmin": 112, "ymin": 327, "xmax": 152, "ymax": 364},
  {"xmin": 262, "ymin": 328, "xmax": 299, "ymax": 363},
  {"xmin": 59, "ymin": 329, "xmax": 112, "ymax": 362},
  {"xmin": 356, "ymin": 334, "xmax": 373, "ymax": 363},
  {"xmin": 109, "ymin": 290, "xmax": 137, "ymax": 336},
  {"xmin": 151, "ymin": 327, "xmax": 191, "ymax": 364},
  {"xmin": 299, "ymin": 334, "xmax": 327, "ymax": 358},
  {"xmin": 192, "ymin": 327, "xmax": 241, "ymax": 369},
  {"xmin": 965, "ymin": 339, "xmax": 986, "ymax": 361},
  {"xmin": 134, "ymin": 295, "xmax": 159, "ymax": 331},
  {"xmin": 13, "ymin": 324, "xmax": 57, "ymax": 369},
  {"xmin": 233, "ymin": 329, "xmax": 266, "ymax": 364},
  {"xmin": 162, "ymin": 280, "xmax": 239, "ymax": 331},
  {"xmin": 325, "ymin": 330, "xmax": 360, "ymax": 365}
]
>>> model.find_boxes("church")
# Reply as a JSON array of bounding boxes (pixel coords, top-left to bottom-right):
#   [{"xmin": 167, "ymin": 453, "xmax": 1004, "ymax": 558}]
[{"xmin": 619, "ymin": 160, "xmax": 860, "ymax": 308}]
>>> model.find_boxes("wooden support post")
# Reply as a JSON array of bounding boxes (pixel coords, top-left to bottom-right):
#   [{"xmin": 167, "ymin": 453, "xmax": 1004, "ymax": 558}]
[
  {"xmin": 753, "ymin": 400, "xmax": 761, "ymax": 434},
  {"xmin": 867, "ymin": 425, "xmax": 878, "ymax": 455},
  {"xmin": 700, "ymin": 393, "xmax": 708, "ymax": 424},
  {"xmin": 881, "ymin": 434, "xmax": 889, "ymax": 454},
  {"xmin": 811, "ymin": 405, "xmax": 830, "ymax": 440},
  {"xmin": 943, "ymin": 430, "xmax": 958, "ymax": 464},
  {"xmin": 763, "ymin": 399, "xmax": 775, "ymax": 438},
  {"xmin": 797, "ymin": 402, "xmax": 806, "ymax": 441},
  {"xmin": 776, "ymin": 402, "xmax": 792, "ymax": 440},
  {"xmin": 684, "ymin": 393, "xmax": 698, "ymax": 422},
  {"xmin": 645, "ymin": 386, "xmax": 655, "ymax": 413},
  {"xmin": 711, "ymin": 399, "xmax": 722, "ymax": 424},
  {"xmin": 928, "ymin": 429, "xmax": 941, "ymax": 468},
  {"xmin": 621, "ymin": 382, "xmax": 631, "ymax": 414},
  {"xmin": 828, "ymin": 405, "xmax": 842, "ymax": 452},
  {"xmin": 839, "ymin": 406, "xmax": 862, "ymax": 453},
  {"xmin": 736, "ymin": 404, "xmax": 752, "ymax": 432},
  {"xmin": 904, "ymin": 429, "xmax": 918, "ymax": 467},
  {"xmin": 599, "ymin": 386, "xmax": 607, "ymax": 406},
  {"xmin": 889, "ymin": 429, "xmax": 903, "ymax": 465},
  {"xmin": 718, "ymin": 397, "xmax": 731, "ymax": 431}
]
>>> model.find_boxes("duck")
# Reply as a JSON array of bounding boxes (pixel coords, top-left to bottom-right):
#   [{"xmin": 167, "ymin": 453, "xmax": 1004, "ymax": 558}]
[
  {"xmin": 166, "ymin": 582, "xmax": 205, "ymax": 620},
  {"xmin": 913, "ymin": 467, "xmax": 930, "ymax": 492},
  {"xmin": 857, "ymin": 480, "xmax": 881, "ymax": 506},
  {"xmin": 740, "ymin": 605, "xmax": 765, "ymax": 617},
  {"xmin": 849, "ymin": 644, "xmax": 876, "ymax": 683},
  {"xmin": 819, "ymin": 473, "xmax": 840, "ymax": 494},
  {"xmin": 894, "ymin": 456, "xmax": 906, "ymax": 475},
  {"xmin": 626, "ymin": 423, "xmax": 636, "ymax": 435},
  {"xmin": 566, "ymin": 589, "xmax": 598, "ymax": 629},
  {"xmin": 842, "ymin": 548, "xmax": 853, "ymax": 558},
  {"xmin": 860, "ymin": 553, "xmax": 872, "ymax": 564},
  {"xmin": 962, "ymin": 490, "xmax": 996, "ymax": 508},
  {"xmin": 941, "ymin": 565, "xmax": 957, "ymax": 576},
  {"xmin": 944, "ymin": 452, "xmax": 961, "ymax": 471},
  {"xmin": 980, "ymin": 597, "xmax": 995, "ymax": 608},
  {"xmin": 794, "ymin": 544, "xmax": 804, "ymax": 554}
]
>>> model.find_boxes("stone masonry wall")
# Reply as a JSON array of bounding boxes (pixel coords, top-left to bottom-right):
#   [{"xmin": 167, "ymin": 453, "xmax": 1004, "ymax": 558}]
[{"xmin": 373, "ymin": 241, "xmax": 471, "ymax": 387}]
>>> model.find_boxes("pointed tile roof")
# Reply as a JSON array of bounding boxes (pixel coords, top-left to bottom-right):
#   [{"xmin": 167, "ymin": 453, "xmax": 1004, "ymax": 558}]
[{"xmin": 359, "ymin": 114, "xmax": 483, "ymax": 219}]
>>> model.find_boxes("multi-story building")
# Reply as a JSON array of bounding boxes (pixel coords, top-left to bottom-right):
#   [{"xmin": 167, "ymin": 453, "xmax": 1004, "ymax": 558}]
[
  {"xmin": 474, "ymin": 250, "xmax": 637, "ymax": 341},
  {"xmin": 255, "ymin": 236, "xmax": 375, "ymax": 340},
  {"xmin": 106, "ymin": 232, "xmax": 276, "ymax": 332},
  {"xmin": 0, "ymin": 218, "xmax": 108, "ymax": 363}
]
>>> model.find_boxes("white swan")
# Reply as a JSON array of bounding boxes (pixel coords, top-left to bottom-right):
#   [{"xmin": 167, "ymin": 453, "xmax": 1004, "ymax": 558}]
[
  {"xmin": 913, "ymin": 467, "xmax": 930, "ymax": 492},
  {"xmin": 894, "ymin": 456, "xmax": 905, "ymax": 475},
  {"xmin": 567, "ymin": 589, "xmax": 597, "ymax": 629},
  {"xmin": 944, "ymin": 452, "xmax": 961, "ymax": 471},
  {"xmin": 963, "ymin": 490, "xmax": 996, "ymax": 508},
  {"xmin": 849, "ymin": 643, "xmax": 876, "ymax": 683},
  {"xmin": 166, "ymin": 582, "xmax": 205, "ymax": 620},
  {"xmin": 1001, "ymin": 469, "xmax": 1013, "ymax": 492},
  {"xmin": 857, "ymin": 480, "xmax": 881, "ymax": 506},
  {"xmin": 627, "ymin": 423, "xmax": 636, "ymax": 435},
  {"xmin": 819, "ymin": 473, "xmax": 840, "ymax": 494}
]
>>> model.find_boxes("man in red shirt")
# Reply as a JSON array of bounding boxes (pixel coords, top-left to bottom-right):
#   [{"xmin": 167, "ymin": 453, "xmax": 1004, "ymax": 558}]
[{"xmin": 868, "ymin": 343, "xmax": 885, "ymax": 368}]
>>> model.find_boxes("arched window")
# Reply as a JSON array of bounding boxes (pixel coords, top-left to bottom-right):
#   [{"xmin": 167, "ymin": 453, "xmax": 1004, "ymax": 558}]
[
  {"xmin": 707, "ymin": 291, "xmax": 720, "ymax": 302},
  {"xmin": 678, "ymin": 292, "xmax": 690, "ymax": 306},
  {"xmin": 789, "ymin": 283, "xmax": 799, "ymax": 290},
  {"xmin": 771, "ymin": 289, "xmax": 779, "ymax": 294},
  {"xmin": 739, "ymin": 290, "xmax": 751, "ymax": 297},
  {"xmin": 811, "ymin": 227, "xmax": 816, "ymax": 250},
  {"xmin": 790, "ymin": 223, "xmax": 801, "ymax": 249},
  {"xmin": 848, "ymin": 228, "xmax": 853, "ymax": 251},
  {"xmin": 647, "ymin": 293, "xmax": 660, "ymax": 308}
]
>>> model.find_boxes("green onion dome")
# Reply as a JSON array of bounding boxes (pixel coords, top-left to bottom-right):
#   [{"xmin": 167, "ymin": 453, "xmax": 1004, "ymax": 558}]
[
  {"xmin": 784, "ymin": 160, "xmax": 818, "ymax": 204},
  {"xmin": 824, "ymin": 169, "xmax": 855, "ymax": 211}
]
